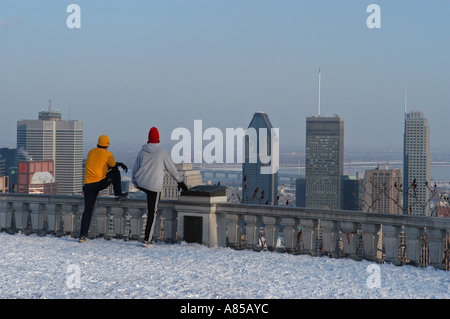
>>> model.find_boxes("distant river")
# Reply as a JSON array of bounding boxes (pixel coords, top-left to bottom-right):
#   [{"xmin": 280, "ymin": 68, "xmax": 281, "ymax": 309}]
[{"xmin": 279, "ymin": 164, "xmax": 450, "ymax": 182}]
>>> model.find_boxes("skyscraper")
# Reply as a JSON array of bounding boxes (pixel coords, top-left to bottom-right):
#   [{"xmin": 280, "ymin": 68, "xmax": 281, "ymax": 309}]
[
  {"xmin": 403, "ymin": 110, "xmax": 431, "ymax": 216},
  {"xmin": 17, "ymin": 107, "xmax": 83, "ymax": 195},
  {"xmin": 305, "ymin": 115, "xmax": 344, "ymax": 209},
  {"xmin": 242, "ymin": 112, "xmax": 278, "ymax": 205},
  {"xmin": 364, "ymin": 165, "xmax": 402, "ymax": 214}
]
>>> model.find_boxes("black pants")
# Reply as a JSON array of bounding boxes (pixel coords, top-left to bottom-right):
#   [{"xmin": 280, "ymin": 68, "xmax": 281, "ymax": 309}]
[
  {"xmin": 138, "ymin": 187, "xmax": 161, "ymax": 242},
  {"xmin": 79, "ymin": 169, "xmax": 122, "ymax": 238}
]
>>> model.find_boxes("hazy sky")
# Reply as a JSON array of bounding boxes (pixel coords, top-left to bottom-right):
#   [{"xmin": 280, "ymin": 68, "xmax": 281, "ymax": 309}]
[{"xmin": 1, "ymin": 0, "xmax": 449, "ymax": 154}]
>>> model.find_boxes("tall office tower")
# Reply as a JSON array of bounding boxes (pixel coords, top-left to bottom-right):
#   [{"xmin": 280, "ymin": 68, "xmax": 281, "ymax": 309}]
[
  {"xmin": 17, "ymin": 107, "xmax": 83, "ymax": 195},
  {"xmin": 242, "ymin": 112, "xmax": 279, "ymax": 205},
  {"xmin": 305, "ymin": 115, "xmax": 344, "ymax": 209},
  {"xmin": 364, "ymin": 165, "xmax": 402, "ymax": 214},
  {"xmin": 403, "ymin": 110, "xmax": 431, "ymax": 216}
]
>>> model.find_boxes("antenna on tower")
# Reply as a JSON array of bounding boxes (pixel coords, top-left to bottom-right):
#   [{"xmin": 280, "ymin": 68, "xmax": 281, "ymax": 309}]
[
  {"xmin": 404, "ymin": 84, "xmax": 407, "ymax": 115},
  {"xmin": 318, "ymin": 68, "xmax": 321, "ymax": 117}
]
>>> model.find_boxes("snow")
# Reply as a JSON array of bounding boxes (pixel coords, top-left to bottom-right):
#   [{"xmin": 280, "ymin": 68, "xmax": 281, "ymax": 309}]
[{"xmin": 0, "ymin": 232, "xmax": 449, "ymax": 299}]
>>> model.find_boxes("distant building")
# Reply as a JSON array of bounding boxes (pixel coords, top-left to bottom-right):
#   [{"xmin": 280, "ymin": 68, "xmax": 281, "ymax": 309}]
[
  {"xmin": 436, "ymin": 194, "xmax": 450, "ymax": 218},
  {"xmin": 0, "ymin": 176, "xmax": 8, "ymax": 193},
  {"xmin": 403, "ymin": 111, "xmax": 431, "ymax": 216},
  {"xmin": 305, "ymin": 115, "xmax": 344, "ymax": 209},
  {"xmin": 161, "ymin": 163, "xmax": 203, "ymax": 200},
  {"xmin": 17, "ymin": 107, "xmax": 83, "ymax": 195},
  {"xmin": 295, "ymin": 177, "xmax": 306, "ymax": 207},
  {"xmin": 343, "ymin": 174, "xmax": 364, "ymax": 211},
  {"xmin": 364, "ymin": 165, "xmax": 402, "ymax": 214},
  {"xmin": 0, "ymin": 147, "xmax": 27, "ymax": 193},
  {"xmin": 242, "ymin": 112, "xmax": 279, "ymax": 205},
  {"xmin": 17, "ymin": 160, "xmax": 58, "ymax": 194}
]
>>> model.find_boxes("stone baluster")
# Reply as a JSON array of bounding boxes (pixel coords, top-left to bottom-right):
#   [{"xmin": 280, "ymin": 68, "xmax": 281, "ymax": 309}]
[
  {"xmin": 72, "ymin": 205, "xmax": 82, "ymax": 238},
  {"xmin": 23, "ymin": 203, "xmax": 33, "ymax": 235},
  {"xmin": 360, "ymin": 223, "xmax": 380, "ymax": 262},
  {"xmin": 56, "ymin": 204, "xmax": 66, "ymax": 237},
  {"xmin": 7, "ymin": 202, "xmax": 17, "ymax": 234},
  {"xmin": 14, "ymin": 202, "xmax": 29, "ymax": 232},
  {"xmin": 382, "ymin": 224, "xmax": 402, "ymax": 262},
  {"xmin": 299, "ymin": 219, "xmax": 315, "ymax": 255},
  {"xmin": 427, "ymin": 228, "xmax": 445, "ymax": 267},
  {"xmin": 62, "ymin": 204, "xmax": 74, "ymax": 235},
  {"xmin": 46, "ymin": 204, "xmax": 60, "ymax": 233},
  {"xmin": 397, "ymin": 226, "xmax": 408, "ymax": 266},
  {"xmin": 129, "ymin": 208, "xmax": 146, "ymax": 241},
  {"xmin": 263, "ymin": 216, "xmax": 279, "ymax": 251},
  {"xmin": 0, "ymin": 200, "xmax": 7, "ymax": 230},
  {"xmin": 313, "ymin": 219, "xmax": 324, "ymax": 257},
  {"xmin": 281, "ymin": 217, "xmax": 300, "ymax": 254},
  {"xmin": 243, "ymin": 215, "xmax": 261, "ymax": 250},
  {"xmin": 340, "ymin": 222, "xmax": 358, "ymax": 258},
  {"xmin": 419, "ymin": 228, "xmax": 431, "ymax": 268},
  {"xmin": 104, "ymin": 206, "xmax": 114, "ymax": 240},
  {"xmin": 321, "ymin": 220, "xmax": 338, "ymax": 257},
  {"xmin": 225, "ymin": 214, "xmax": 243, "ymax": 249},
  {"xmin": 121, "ymin": 207, "xmax": 131, "ymax": 240},
  {"xmin": 403, "ymin": 226, "xmax": 421, "ymax": 265},
  {"xmin": 160, "ymin": 208, "xmax": 177, "ymax": 243},
  {"xmin": 152, "ymin": 210, "xmax": 162, "ymax": 241},
  {"xmin": 28, "ymin": 203, "xmax": 42, "ymax": 234}
]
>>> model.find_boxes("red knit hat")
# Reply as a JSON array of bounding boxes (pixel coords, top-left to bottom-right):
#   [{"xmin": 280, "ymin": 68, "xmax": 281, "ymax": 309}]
[{"xmin": 148, "ymin": 127, "xmax": 160, "ymax": 143}]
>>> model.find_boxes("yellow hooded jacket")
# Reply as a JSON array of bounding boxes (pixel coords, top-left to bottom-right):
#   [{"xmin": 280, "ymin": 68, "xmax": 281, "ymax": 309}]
[{"xmin": 84, "ymin": 135, "xmax": 116, "ymax": 184}]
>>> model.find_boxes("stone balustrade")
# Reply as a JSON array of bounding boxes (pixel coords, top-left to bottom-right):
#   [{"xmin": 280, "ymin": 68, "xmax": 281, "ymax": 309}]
[{"xmin": 1, "ymin": 189, "xmax": 449, "ymax": 270}]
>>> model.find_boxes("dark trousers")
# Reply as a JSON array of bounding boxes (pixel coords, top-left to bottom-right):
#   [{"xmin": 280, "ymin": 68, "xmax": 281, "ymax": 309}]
[
  {"xmin": 138, "ymin": 187, "xmax": 161, "ymax": 242},
  {"xmin": 79, "ymin": 169, "xmax": 122, "ymax": 238}
]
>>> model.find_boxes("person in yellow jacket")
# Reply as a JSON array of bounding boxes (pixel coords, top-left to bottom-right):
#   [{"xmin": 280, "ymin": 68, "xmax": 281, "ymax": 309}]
[{"xmin": 79, "ymin": 135, "xmax": 128, "ymax": 243}]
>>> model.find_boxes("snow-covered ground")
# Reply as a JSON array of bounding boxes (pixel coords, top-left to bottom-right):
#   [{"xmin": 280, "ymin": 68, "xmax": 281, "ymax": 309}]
[{"xmin": 0, "ymin": 232, "xmax": 448, "ymax": 299}]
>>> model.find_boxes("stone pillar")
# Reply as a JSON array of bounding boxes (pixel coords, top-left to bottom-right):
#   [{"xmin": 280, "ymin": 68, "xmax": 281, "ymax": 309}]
[
  {"xmin": 299, "ymin": 219, "xmax": 315, "ymax": 255},
  {"xmin": 72, "ymin": 204, "xmax": 82, "ymax": 238},
  {"xmin": 281, "ymin": 217, "xmax": 300, "ymax": 253},
  {"xmin": 404, "ymin": 226, "xmax": 421, "ymax": 264},
  {"xmin": 62, "ymin": 204, "xmax": 74, "ymax": 235},
  {"xmin": 175, "ymin": 185, "xmax": 228, "ymax": 248},
  {"xmin": 382, "ymin": 224, "xmax": 402, "ymax": 262},
  {"xmin": 129, "ymin": 207, "xmax": 146, "ymax": 241},
  {"xmin": 160, "ymin": 208, "xmax": 177, "ymax": 243},
  {"xmin": 321, "ymin": 220, "xmax": 338, "ymax": 257},
  {"xmin": 341, "ymin": 222, "xmax": 358, "ymax": 257},
  {"xmin": 427, "ymin": 228, "xmax": 445, "ymax": 267},
  {"xmin": 360, "ymin": 223, "xmax": 380, "ymax": 262},
  {"xmin": 225, "ymin": 214, "xmax": 243, "ymax": 249},
  {"xmin": 244, "ymin": 214, "xmax": 262, "ymax": 250},
  {"xmin": 263, "ymin": 216, "xmax": 279, "ymax": 251}
]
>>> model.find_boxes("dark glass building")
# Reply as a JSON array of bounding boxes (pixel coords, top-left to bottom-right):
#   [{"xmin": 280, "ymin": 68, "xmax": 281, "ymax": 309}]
[{"xmin": 242, "ymin": 112, "xmax": 279, "ymax": 205}]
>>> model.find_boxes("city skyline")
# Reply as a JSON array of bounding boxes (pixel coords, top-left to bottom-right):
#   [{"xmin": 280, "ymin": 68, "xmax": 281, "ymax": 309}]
[{"xmin": 1, "ymin": 1, "xmax": 450, "ymax": 153}]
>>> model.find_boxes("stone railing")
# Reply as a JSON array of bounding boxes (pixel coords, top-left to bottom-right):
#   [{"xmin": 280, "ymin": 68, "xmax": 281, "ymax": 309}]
[{"xmin": 1, "ymin": 188, "xmax": 449, "ymax": 271}]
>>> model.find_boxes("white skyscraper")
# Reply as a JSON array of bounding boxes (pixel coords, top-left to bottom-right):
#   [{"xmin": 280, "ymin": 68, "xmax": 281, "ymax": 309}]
[
  {"xmin": 17, "ymin": 108, "xmax": 83, "ymax": 195},
  {"xmin": 403, "ymin": 110, "xmax": 431, "ymax": 216}
]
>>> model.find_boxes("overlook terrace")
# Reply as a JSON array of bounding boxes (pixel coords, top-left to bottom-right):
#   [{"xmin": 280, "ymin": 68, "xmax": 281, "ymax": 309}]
[{"xmin": 1, "ymin": 186, "xmax": 449, "ymax": 271}]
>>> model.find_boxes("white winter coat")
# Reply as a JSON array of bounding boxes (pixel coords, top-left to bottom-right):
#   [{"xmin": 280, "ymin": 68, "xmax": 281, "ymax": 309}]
[{"xmin": 131, "ymin": 143, "xmax": 183, "ymax": 192}]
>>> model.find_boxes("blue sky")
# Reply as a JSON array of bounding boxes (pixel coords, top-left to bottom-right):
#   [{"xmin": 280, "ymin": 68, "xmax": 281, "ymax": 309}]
[{"xmin": 1, "ymin": 0, "xmax": 449, "ymax": 153}]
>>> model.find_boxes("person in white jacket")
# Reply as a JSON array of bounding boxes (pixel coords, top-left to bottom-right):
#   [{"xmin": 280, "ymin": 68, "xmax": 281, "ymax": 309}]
[{"xmin": 132, "ymin": 127, "xmax": 188, "ymax": 247}]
